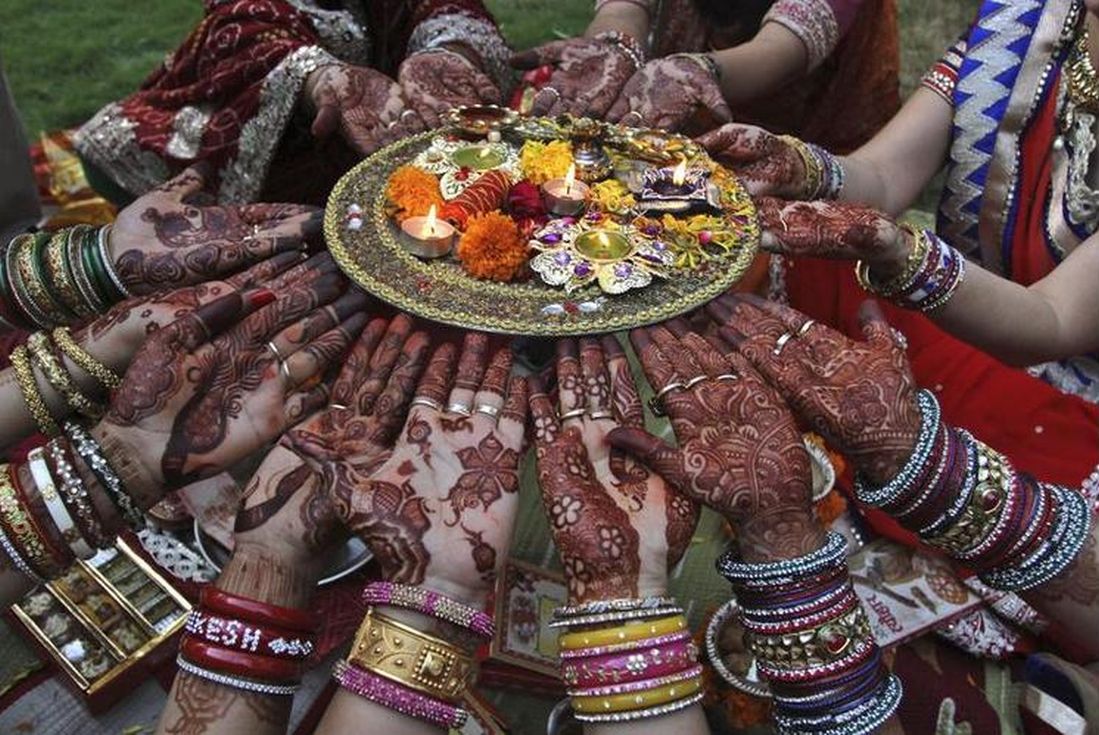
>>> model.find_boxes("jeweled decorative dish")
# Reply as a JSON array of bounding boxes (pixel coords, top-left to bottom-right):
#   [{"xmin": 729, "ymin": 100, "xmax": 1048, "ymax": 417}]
[{"xmin": 324, "ymin": 115, "xmax": 759, "ymax": 337}]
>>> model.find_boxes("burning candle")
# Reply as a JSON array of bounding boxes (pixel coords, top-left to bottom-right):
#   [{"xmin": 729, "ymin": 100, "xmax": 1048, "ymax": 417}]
[
  {"xmin": 672, "ymin": 159, "xmax": 687, "ymax": 187},
  {"xmin": 542, "ymin": 163, "xmax": 590, "ymax": 216},
  {"xmin": 399, "ymin": 204, "xmax": 456, "ymax": 259},
  {"xmin": 451, "ymin": 144, "xmax": 506, "ymax": 170}
]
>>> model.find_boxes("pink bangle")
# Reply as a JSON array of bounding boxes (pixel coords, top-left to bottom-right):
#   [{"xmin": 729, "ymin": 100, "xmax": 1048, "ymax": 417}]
[
  {"xmin": 561, "ymin": 637, "xmax": 699, "ymax": 688},
  {"xmin": 558, "ymin": 629, "xmax": 693, "ymax": 660},
  {"xmin": 361, "ymin": 581, "xmax": 494, "ymax": 638},
  {"xmin": 333, "ymin": 659, "xmax": 468, "ymax": 729},
  {"xmin": 741, "ymin": 591, "xmax": 861, "ymax": 635},
  {"xmin": 568, "ymin": 664, "xmax": 704, "ymax": 697}
]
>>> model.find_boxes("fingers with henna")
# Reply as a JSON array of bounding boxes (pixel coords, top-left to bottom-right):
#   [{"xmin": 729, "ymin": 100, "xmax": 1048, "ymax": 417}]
[
  {"xmin": 555, "ymin": 339, "xmax": 585, "ymax": 424},
  {"xmin": 498, "ymin": 374, "xmax": 529, "ymax": 450},
  {"xmin": 359, "ymin": 313, "xmax": 415, "ymax": 413},
  {"xmin": 365, "ymin": 329, "xmax": 430, "ymax": 444},
  {"xmin": 224, "ymin": 250, "xmax": 305, "ymax": 290},
  {"xmin": 281, "ymin": 313, "xmax": 368, "ymax": 389},
  {"xmin": 448, "ymin": 332, "xmax": 490, "ymax": 413},
  {"xmin": 472, "ymin": 347, "xmax": 513, "ymax": 423},
  {"xmin": 330, "ymin": 316, "xmax": 389, "ymax": 408},
  {"xmin": 601, "ymin": 335, "xmax": 644, "ymax": 427},
  {"xmin": 413, "ymin": 341, "xmax": 457, "ymax": 408},
  {"xmin": 527, "ymin": 374, "xmax": 560, "ymax": 445}
]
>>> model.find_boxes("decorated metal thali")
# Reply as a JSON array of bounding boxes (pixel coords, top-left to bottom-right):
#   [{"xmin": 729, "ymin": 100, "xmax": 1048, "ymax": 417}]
[{"xmin": 324, "ymin": 113, "xmax": 759, "ymax": 337}]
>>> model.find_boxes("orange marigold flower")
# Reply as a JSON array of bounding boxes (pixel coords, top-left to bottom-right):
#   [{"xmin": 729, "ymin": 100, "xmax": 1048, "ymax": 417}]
[
  {"xmin": 386, "ymin": 165, "xmax": 444, "ymax": 223},
  {"xmin": 457, "ymin": 211, "xmax": 529, "ymax": 282}
]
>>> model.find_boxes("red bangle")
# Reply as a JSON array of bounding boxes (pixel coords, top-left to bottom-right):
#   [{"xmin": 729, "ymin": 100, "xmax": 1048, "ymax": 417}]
[
  {"xmin": 200, "ymin": 587, "xmax": 319, "ymax": 633},
  {"xmin": 6, "ymin": 462, "xmax": 70, "ymax": 576},
  {"xmin": 179, "ymin": 637, "xmax": 303, "ymax": 683},
  {"xmin": 185, "ymin": 609, "xmax": 316, "ymax": 660},
  {"xmin": 12, "ymin": 460, "xmax": 74, "ymax": 569}
]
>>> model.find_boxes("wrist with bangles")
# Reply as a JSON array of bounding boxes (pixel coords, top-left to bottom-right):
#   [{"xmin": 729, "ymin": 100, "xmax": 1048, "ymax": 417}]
[
  {"xmin": 717, "ymin": 532, "xmax": 902, "ymax": 734},
  {"xmin": 854, "ymin": 389, "xmax": 1092, "ymax": 592},
  {"xmin": 330, "ymin": 581, "xmax": 497, "ymax": 728},
  {"xmin": 856, "ymin": 226, "xmax": 966, "ymax": 313},
  {"xmin": 1, "ymin": 226, "xmax": 128, "ymax": 331},
  {"xmin": 594, "ymin": 30, "xmax": 647, "ymax": 70},
  {"xmin": 778, "ymin": 135, "xmax": 846, "ymax": 200}
]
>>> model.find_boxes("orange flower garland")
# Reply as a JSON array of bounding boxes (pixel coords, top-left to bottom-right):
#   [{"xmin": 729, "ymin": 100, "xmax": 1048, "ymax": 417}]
[
  {"xmin": 457, "ymin": 211, "xmax": 529, "ymax": 282},
  {"xmin": 386, "ymin": 165, "xmax": 444, "ymax": 223}
]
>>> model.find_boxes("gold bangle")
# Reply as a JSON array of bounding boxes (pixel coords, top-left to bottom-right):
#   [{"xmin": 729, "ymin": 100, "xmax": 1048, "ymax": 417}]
[
  {"xmin": 558, "ymin": 615, "xmax": 688, "ymax": 652},
  {"xmin": 26, "ymin": 332, "xmax": 104, "ymax": 419},
  {"xmin": 14, "ymin": 232, "xmax": 75, "ymax": 326},
  {"xmin": 348, "ymin": 608, "xmax": 475, "ymax": 702},
  {"xmin": 6, "ymin": 234, "xmax": 53, "ymax": 328},
  {"xmin": 51, "ymin": 327, "xmax": 123, "ymax": 391},
  {"xmin": 855, "ymin": 225, "xmax": 929, "ymax": 298},
  {"xmin": 0, "ymin": 463, "xmax": 60, "ymax": 578},
  {"xmin": 778, "ymin": 135, "xmax": 823, "ymax": 200},
  {"xmin": 43, "ymin": 228, "xmax": 95, "ymax": 319},
  {"xmin": 571, "ymin": 676, "xmax": 702, "ymax": 714},
  {"xmin": 1066, "ymin": 29, "xmax": 1099, "ymax": 113},
  {"xmin": 11, "ymin": 345, "xmax": 61, "ymax": 437}
]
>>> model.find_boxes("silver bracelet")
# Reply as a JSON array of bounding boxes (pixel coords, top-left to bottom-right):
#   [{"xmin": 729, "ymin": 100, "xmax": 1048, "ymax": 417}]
[
  {"xmin": 547, "ymin": 605, "xmax": 683, "ymax": 628},
  {"xmin": 0, "ymin": 525, "xmax": 45, "ymax": 584},
  {"xmin": 572, "ymin": 691, "xmax": 704, "ymax": 723},
  {"xmin": 63, "ymin": 420, "xmax": 145, "ymax": 529},
  {"xmin": 176, "ymin": 655, "xmax": 299, "ymax": 696},
  {"xmin": 97, "ymin": 225, "xmax": 132, "ymax": 299}
]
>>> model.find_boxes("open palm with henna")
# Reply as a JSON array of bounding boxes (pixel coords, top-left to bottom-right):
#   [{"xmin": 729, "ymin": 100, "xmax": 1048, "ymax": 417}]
[
  {"xmin": 607, "ymin": 55, "xmax": 730, "ymax": 133},
  {"xmin": 306, "ymin": 63, "xmax": 420, "ymax": 157},
  {"xmin": 697, "ymin": 124, "xmax": 809, "ymax": 198},
  {"xmin": 707, "ymin": 293, "xmax": 921, "ymax": 486},
  {"xmin": 109, "ymin": 166, "xmax": 320, "ymax": 295},
  {"xmin": 91, "ymin": 274, "xmax": 365, "ymax": 512},
  {"xmin": 608, "ymin": 319, "xmax": 825, "ymax": 563},
  {"xmin": 529, "ymin": 337, "xmax": 698, "ymax": 605},
  {"xmin": 330, "ymin": 331, "xmax": 529, "ymax": 604},
  {"xmin": 399, "ymin": 49, "xmax": 500, "ymax": 128},
  {"xmin": 510, "ymin": 37, "xmax": 638, "ymax": 118}
]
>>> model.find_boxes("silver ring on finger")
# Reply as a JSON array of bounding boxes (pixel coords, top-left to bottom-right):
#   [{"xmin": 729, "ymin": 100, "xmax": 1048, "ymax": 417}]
[
  {"xmin": 715, "ymin": 373, "xmax": 738, "ymax": 382},
  {"xmin": 400, "ymin": 109, "xmax": 418, "ymax": 124},
  {"xmin": 623, "ymin": 110, "xmax": 644, "ymax": 126},
  {"xmin": 683, "ymin": 375, "xmax": 708, "ymax": 390},
  {"xmin": 588, "ymin": 409, "xmax": 614, "ymax": 420},
  {"xmin": 795, "ymin": 319, "xmax": 817, "ymax": 338},
  {"xmin": 558, "ymin": 407, "xmax": 586, "ymax": 421},
  {"xmin": 648, "ymin": 381, "xmax": 685, "ymax": 417},
  {"xmin": 773, "ymin": 332, "xmax": 795, "ymax": 357},
  {"xmin": 329, "ymin": 403, "xmax": 352, "ymax": 412},
  {"xmin": 411, "ymin": 397, "xmax": 444, "ymax": 411},
  {"xmin": 539, "ymin": 86, "xmax": 561, "ymax": 104},
  {"xmin": 279, "ymin": 360, "xmax": 293, "ymax": 382},
  {"xmin": 473, "ymin": 403, "xmax": 500, "ymax": 419},
  {"xmin": 266, "ymin": 341, "xmax": 285, "ymax": 362},
  {"xmin": 447, "ymin": 401, "xmax": 473, "ymax": 417}
]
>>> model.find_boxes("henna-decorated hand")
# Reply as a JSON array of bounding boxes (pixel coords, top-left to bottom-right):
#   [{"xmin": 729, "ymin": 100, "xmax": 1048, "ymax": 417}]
[
  {"xmin": 92, "ymin": 274, "xmax": 365, "ymax": 510},
  {"xmin": 73, "ymin": 250, "xmax": 312, "ymax": 380},
  {"xmin": 510, "ymin": 37, "xmax": 638, "ymax": 118},
  {"xmin": 529, "ymin": 338, "xmax": 698, "ymax": 605},
  {"xmin": 236, "ymin": 314, "xmax": 429, "ymax": 567},
  {"xmin": 109, "ymin": 167, "xmax": 319, "ymax": 295},
  {"xmin": 608, "ymin": 319, "xmax": 825, "ymax": 563},
  {"xmin": 334, "ymin": 331, "xmax": 529, "ymax": 605},
  {"xmin": 757, "ymin": 199, "xmax": 912, "ymax": 280},
  {"xmin": 606, "ymin": 55, "xmax": 730, "ymax": 134},
  {"xmin": 306, "ymin": 63, "xmax": 423, "ymax": 157},
  {"xmin": 697, "ymin": 124, "xmax": 810, "ymax": 198},
  {"xmin": 707, "ymin": 293, "xmax": 921, "ymax": 486},
  {"xmin": 399, "ymin": 49, "xmax": 501, "ymax": 128}
]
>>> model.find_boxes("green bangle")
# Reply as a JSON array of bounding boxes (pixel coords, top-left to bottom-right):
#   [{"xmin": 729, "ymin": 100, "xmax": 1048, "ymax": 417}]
[
  {"xmin": 66, "ymin": 226, "xmax": 108, "ymax": 314},
  {"xmin": 79, "ymin": 228, "xmax": 119, "ymax": 308},
  {"xmin": 7, "ymin": 234, "xmax": 55, "ymax": 328}
]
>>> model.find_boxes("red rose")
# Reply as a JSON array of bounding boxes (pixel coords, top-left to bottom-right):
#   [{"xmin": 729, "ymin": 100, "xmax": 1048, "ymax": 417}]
[{"xmin": 508, "ymin": 180, "xmax": 545, "ymax": 219}]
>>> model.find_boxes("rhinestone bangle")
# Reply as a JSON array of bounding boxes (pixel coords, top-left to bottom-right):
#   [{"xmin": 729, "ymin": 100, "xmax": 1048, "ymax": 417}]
[
  {"xmin": 176, "ymin": 655, "xmax": 299, "ymax": 696},
  {"xmin": 361, "ymin": 581, "xmax": 494, "ymax": 638},
  {"xmin": 855, "ymin": 390, "xmax": 940, "ymax": 508},
  {"xmin": 571, "ymin": 690, "xmax": 704, "ymax": 723},
  {"xmin": 717, "ymin": 532, "xmax": 848, "ymax": 586},
  {"xmin": 548, "ymin": 606, "xmax": 683, "ymax": 629},
  {"xmin": 64, "ymin": 420, "xmax": 145, "ymax": 529}
]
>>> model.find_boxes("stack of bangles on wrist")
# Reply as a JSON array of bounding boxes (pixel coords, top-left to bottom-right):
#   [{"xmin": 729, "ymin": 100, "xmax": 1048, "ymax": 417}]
[
  {"xmin": 552, "ymin": 597, "xmax": 703, "ymax": 723},
  {"xmin": 1, "ymin": 225, "xmax": 128, "ymax": 331},
  {"xmin": 0, "ymin": 424, "xmax": 138, "ymax": 581},
  {"xmin": 332, "ymin": 582, "xmax": 494, "ymax": 729},
  {"xmin": 855, "ymin": 390, "xmax": 1092, "ymax": 591},
  {"xmin": 857, "ymin": 226, "xmax": 966, "ymax": 313},
  {"xmin": 11, "ymin": 326, "xmax": 121, "ymax": 438},
  {"xmin": 778, "ymin": 135, "xmax": 846, "ymax": 200},
  {"xmin": 718, "ymin": 532, "xmax": 903, "ymax": 735},
  {"xmin": 177, "ymin": 587, "xmax": 319, "ymax": 696}
]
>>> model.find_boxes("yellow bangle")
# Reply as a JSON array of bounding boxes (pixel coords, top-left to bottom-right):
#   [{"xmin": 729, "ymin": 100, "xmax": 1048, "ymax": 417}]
[
  {"xmin": 855, "ymin": 225, "xmax": 928, "ymax": 298},
  {"xmin": 0, "ymin": 463, "xmax": 59, "ymax": 578},
  {"xmin": 10, "ymin": 345, "xmax": 61, "ymax": 437},
  {"xmin": 779, "ymin": 135, "xmax": 823, "ymax": 200},
  {"xmin": 558, "ymin": 615, "xmax": 687, "ymax": 652},
  {"xmin": 26, "ymin": 333, "xmax": 104, "ymax": 419},
  {"xmin": 348, "ymin": 608, "xmax": 475, "ymax": 702},
  {"xmin": 571, "ymin": 676, "xmax": 702, "ymax": 714},
  {"xmin": 51, "ymin": 327, "xmax": 123, "ymax": 391}
]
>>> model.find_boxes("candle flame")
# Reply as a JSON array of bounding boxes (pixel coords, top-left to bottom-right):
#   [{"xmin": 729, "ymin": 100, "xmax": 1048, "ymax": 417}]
[
  {"xmin": 478, "ymin": 146, "xmax": 492, "ymax": 159},
  {"xmin": 426, "ymin": 205, "xmax": 438, "ymax": 236},
  {"xmin": 672, "ymin": 159, "xmax": 687, "ymax": 186},
  {"xmin": 564, "ymin": 163, "xmax": 576, "ymax": 195}
]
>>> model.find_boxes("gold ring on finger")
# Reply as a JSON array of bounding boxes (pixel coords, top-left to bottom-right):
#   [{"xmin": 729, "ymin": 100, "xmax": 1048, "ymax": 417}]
[
  {"xmin": 773, "ymin": 332, "xmax": 795, "ymax": 357},
  {"xmin": 558, "ymin": 407, "xmax": 586, "ymax": 421},
  {"xmin": 411, "ymin": 397, "xmax": 443, "ymax": 411},
  {"xmin": 795, "ymin": 319, "xmax": 817, "ymax": 338},
  {"xmin": 474, "ymin": 404, "xmax": 500, "ymax": 419}
]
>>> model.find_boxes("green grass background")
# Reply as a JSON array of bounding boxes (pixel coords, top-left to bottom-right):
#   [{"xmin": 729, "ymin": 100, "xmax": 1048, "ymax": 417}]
[{"xmin": 1, "ymin": 0, "xmax": 978, "ymax": 138}]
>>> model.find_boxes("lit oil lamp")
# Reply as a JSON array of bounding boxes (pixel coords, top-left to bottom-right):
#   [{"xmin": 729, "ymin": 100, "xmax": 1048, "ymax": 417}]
[
  {"xmin": 542, "ymin": 164, "xmax": 590, "ymax": 216},
  {"xmin": 639, "ymin": 158, "xmax": 711, "ymax": 213},
  {"xmin": 399, "ymin": 205, "xmax": 456, "ymax": 259},
  {"xmin": 574, "ymin": 229, "xmax": 632, "ymax": 261},
  {"xmin": 451, "ymin": 143, "xmax": 507, "ymax": 171}
]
